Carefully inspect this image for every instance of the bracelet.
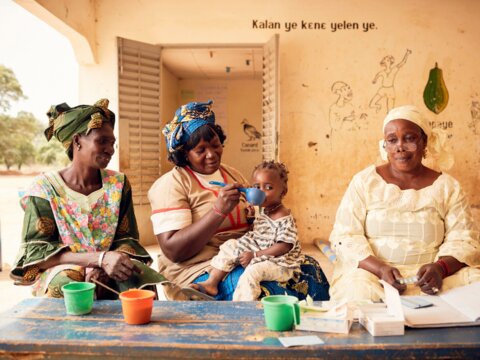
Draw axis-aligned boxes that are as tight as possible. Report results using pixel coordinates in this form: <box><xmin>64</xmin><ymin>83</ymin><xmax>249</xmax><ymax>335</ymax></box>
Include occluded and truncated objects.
<box><xmin>436</xmin><ymin>259</ymin><xmax>450</xmax><ymax>278</ymax></box>
<box><xmin>98</xmin><ymin>251</ymin><xmax>106</xmax><ymax>268</ymax></box>
<box><xmin>212</xmin><ymin>205</ymin><xmax>227</xmax><ymax>218</ymax></box>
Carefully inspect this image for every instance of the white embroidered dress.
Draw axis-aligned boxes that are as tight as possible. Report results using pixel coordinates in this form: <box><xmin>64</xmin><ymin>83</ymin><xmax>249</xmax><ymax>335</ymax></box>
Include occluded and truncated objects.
<box><xmin>329</xmin><ymin>165</ymin><xmax>480</xmax><ymax>302</ymax></box>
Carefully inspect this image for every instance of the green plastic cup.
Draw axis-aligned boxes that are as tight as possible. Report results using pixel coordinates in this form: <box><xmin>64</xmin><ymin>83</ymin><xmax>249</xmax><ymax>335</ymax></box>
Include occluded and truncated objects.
<box><xmin>62</xmin><ymin>282</ymin><xmax>96</xmax><ymax>315</ymax></box>
<box><xmin>261</xmin><ymin>295</ymin><xmax>300</xmax><ymax>331</ymax></box>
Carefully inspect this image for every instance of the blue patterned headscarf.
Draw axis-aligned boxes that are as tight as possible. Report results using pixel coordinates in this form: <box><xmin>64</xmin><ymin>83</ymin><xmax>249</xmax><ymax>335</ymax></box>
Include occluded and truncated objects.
<box><xmin>163</xmin><ymin>100</ymin><xmax>215</xmax><ymax>153</ymax></box>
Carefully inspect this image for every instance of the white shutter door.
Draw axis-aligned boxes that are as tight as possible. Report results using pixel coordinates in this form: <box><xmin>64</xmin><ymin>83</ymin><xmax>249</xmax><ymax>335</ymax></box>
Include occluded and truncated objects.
<box><xmin>117</xmin><ymin>37</ymin><xmax>161</xmax><ymax>206</ymax></box>
<box><xmin>262</xmin><ymin>34</ymin><xmax>280</xmax><ymax>161</ymax></box>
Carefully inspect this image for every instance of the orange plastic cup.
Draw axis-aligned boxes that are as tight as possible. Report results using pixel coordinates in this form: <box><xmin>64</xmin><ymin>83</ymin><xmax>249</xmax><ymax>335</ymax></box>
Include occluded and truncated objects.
<box><xmin>119</xmin><ymin>289</ymin><xmax>155</xmax><ymax>325</ymax></box>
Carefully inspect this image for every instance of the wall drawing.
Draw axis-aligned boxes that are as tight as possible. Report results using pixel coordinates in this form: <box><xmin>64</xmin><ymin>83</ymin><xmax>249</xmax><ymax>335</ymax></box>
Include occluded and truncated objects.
<box><xmin>240</xmin><ymin>118</ymin><xmax>261</xmax><ymax>153</ymax></box>
<box><xmin>329</xmin><ymin>81</ymin><xmax>367</xmax><ymax>134</ymax></box>
<box><xmin>241</xmin><ymin>118</ymin><xmax>262</xmax><ymax>140</ymax></box>
<box><xmin>423</xmin><ymin>63</ymin><xmax>449</xmax><ymax>114</ymax></box>
<box><xmin>329</xmin><ymin>81</ymin><xmax>355</xmax><ymax>130</ymax></box>
<box><xmin>469</xmin><ymin>100</ymin><xmax>480</xmax><ymax>135</ymax></box>
<box><xmin>369</xmin><ymin>49</ymin><xmax>412</xmax><ymax>113</ymax></box>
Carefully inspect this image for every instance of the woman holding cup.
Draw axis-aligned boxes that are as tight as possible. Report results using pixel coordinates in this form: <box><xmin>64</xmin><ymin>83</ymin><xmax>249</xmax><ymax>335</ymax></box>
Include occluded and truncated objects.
<box><xmin>148</xmin><ymin>100</ymin><xmax>330</xmax><ymax>301</ymax></box>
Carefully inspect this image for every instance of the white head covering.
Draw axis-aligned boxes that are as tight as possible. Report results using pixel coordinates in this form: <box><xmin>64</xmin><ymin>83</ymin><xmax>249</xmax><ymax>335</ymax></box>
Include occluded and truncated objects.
<box><xmin>379</xmin><ymin>105</ymin><xmax>454</xmax><ymax>171</ymax></box>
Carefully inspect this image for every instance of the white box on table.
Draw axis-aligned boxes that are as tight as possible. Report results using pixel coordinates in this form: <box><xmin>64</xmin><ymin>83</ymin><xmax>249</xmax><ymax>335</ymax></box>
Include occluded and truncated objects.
<box><xmin>358</xmin><ymin>280</ymin><xmax>405</xmax><ymax>336</ymax></box>
<box><xmin>295</xmin><ymin>302</ymin><xmax>353</xmax><ymax>334</ymax></box>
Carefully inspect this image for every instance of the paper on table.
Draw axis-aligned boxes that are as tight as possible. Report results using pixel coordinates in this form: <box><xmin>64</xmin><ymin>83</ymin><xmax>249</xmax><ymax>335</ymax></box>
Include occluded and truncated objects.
<box><xmin>278</xmin><ymin>335</ymin><xmax>324</xmax><ymax>347</ymax></box>
<box><xmin>402</xmin><ymin>282</ymin><xmax>480</xmax><ymax>328</ymax></box>
<box><xmin>440</xmin><ymin>282</ymin><xmax>480</xmax><ymax>320</ymax></box>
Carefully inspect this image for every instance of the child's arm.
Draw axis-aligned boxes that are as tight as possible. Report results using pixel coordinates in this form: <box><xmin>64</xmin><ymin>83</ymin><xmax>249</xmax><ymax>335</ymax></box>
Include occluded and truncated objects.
<box><xmin>238</xmin><ymin>242</ymin><xmax>293</xmax><ymax>268</ymax></box>
<box><xmin>256</xmin><ymin>242</ymin><xmax>293</xmax><ymax>258</ymax></box>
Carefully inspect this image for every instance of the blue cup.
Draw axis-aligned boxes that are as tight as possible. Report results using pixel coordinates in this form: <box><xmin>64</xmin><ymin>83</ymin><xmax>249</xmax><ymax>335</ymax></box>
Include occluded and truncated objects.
<box><xmin>209</xmin><ymin>181</ymin><xmax>266</xmax><ymax>206</ymax></box>
<box><xmin>241</xmin><ymin>187</ymin><xmax>266</xmax><ymax>205</ymax></box>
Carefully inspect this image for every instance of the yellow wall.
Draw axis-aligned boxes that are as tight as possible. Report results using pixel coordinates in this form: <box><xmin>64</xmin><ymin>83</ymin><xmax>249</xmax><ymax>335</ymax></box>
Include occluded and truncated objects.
<box><xmin>25</xmin><ymin>0</ymin><xmax>480</xmax><ymax>244</ymax></box>
<box><xmin>159</xmin><ymin>74</ymin><xmax>263</xmax><ymax>181</ymax></box>
<box><xmin>160</xmin><ymin>65</ymin><xmax>180</xmax><ymax>175</ymax></box>
<box><xmin>177</xmin><ymin>78</ymin><xmax>263</xmax><ymax>179</ymax></box>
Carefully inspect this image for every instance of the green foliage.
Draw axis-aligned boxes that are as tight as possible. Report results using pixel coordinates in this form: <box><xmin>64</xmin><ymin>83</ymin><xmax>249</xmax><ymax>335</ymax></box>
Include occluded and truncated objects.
<box><xmin>36</xmin><ymin>138</ymin><xmax>70</xmax><ymax>166</ymax></box>
<box><xmin>0</xmin><ymin>63</ymin><xmax>69</xmax><ymax>170</ymax></box>
<box><xmin>0</xmin><ymin>112</ymin><xmax>42</xmax><ymax>170</ymax></box>
<box><xmin>0</xmin><ymin>64</ymin><xmax>25</xmax><ymax>111</ymax></box>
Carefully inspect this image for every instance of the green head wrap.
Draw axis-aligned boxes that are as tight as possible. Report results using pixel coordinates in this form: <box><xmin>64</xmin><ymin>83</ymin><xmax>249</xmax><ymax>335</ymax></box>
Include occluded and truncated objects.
<box><xmin>44</xmin><ymin>98</ymin><xmax>115</xmax><ymax>155</ymax></box>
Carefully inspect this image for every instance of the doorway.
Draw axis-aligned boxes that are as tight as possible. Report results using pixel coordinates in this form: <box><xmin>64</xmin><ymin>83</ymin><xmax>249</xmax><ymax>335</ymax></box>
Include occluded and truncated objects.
<box><xmin>160</xmin><ymin>46</ymin><xmax>263</xmax><ymax>177</ymax></box>
<box><xmin>117</xmin><ymin>36</ymin><xmax>279</xmax><ymax>244</ymax></box>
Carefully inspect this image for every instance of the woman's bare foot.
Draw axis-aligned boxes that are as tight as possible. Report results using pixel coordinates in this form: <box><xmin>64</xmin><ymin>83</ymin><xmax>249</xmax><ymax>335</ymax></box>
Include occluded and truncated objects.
<box><xmin>189</xmin><ymin>281</ymin><xmax>219</xmax><ymax>297</ymax></box>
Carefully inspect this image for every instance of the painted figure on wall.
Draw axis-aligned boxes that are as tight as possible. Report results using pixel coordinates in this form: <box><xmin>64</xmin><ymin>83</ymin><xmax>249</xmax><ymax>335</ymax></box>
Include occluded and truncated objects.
<box><xmin>241</xmin><ymin>119</ymin><xmax>262</xmax><ymax>141</ymax></box>
<box><xmin>469</xmin><ymin>100</ymin><xmax>480</xmax><ymax>135</ymax></box>
<box><xmin>329</xmin><ymin>81</ymin><xmax>367</xmax><ymax>136</ymax></box>
<box><xmin>369</xmin><ymin>49</ymin><xmax>412</xmax><ymax>113</ymax></box>
<box><xmin>423</xmin><ymin>63</ymin><xmax>449</xmax><ymax>114</ymax></box>
<box><xmin>329</xmin><ymin>81</ymin><xmax>356</xmax><ymax>131</ymax></box>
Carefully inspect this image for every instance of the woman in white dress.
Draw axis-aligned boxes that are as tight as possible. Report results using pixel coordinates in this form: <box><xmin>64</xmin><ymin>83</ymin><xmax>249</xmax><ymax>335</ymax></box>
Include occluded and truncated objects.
<box><xmin>329</xmin><ymin>105</ymin><xmax>480</xmax><ymax>302</ymax></box>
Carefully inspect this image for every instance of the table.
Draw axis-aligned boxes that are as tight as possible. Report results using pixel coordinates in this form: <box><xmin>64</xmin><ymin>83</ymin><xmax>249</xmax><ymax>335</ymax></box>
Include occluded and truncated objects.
<box><xmin>0</xmin><ymin>298</ymin><xmax>479</xmax><ymax>359</ymax></box>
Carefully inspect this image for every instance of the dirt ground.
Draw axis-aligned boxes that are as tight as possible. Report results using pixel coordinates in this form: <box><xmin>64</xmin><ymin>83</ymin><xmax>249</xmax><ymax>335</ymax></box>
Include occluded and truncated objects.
<box><xmin>0</xmin><ymin>174</ymin><xmax>38</xmax><ymax>269</ymax></box>
<box><xmin>0</xmin><ymin>174</ymin><xmax>38</xmax><ymax>312</ymax></box>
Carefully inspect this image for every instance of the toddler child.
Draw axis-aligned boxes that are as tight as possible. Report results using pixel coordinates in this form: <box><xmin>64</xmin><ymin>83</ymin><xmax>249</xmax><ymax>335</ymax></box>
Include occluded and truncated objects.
<box><xmin>190</xmin><ymin>160</ymin><xmax>303</xmax><ymax>301</ymax></box>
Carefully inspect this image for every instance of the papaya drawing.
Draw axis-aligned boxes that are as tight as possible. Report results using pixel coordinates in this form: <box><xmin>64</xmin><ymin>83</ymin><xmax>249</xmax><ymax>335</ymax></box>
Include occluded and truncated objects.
<box><xmin>423</xmin><ymin>62</ymin><xmax>449</xmax><ymax>114</ymax></box>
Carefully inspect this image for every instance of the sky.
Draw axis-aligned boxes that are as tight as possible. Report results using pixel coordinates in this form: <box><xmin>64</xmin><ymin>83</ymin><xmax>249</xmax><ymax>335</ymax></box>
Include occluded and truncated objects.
<box><xmin>0</xmin><ymin>0</ymin><xmax>78</xmax><ymax>123</ymax></box>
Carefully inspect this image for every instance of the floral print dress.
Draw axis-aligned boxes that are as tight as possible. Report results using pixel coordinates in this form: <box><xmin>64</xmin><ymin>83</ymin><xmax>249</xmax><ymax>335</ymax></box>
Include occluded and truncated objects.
<box><xmin>10</xmin><ymin>169</ymin><xmax>152</xmax><ymax>296</ymax></box>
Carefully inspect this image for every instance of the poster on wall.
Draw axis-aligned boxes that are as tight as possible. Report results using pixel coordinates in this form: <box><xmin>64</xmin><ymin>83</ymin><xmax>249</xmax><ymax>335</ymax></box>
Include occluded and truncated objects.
<box><xmin>240</xmin><ymin>118</ymin><xmax>261</xmax><ymax>153</ymax></box>
<box><xmin>196</xmin><ymin>83</ymin><xmax>228</xmax><ymax>132</ymax></box>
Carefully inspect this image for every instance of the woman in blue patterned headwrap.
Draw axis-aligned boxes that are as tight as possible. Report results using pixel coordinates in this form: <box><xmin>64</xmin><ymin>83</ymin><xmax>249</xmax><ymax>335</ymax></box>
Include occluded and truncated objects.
<box><xmin>149</xmin><ymin>100</ymin><xmax>330</xmax><ymax>300</ymax></box>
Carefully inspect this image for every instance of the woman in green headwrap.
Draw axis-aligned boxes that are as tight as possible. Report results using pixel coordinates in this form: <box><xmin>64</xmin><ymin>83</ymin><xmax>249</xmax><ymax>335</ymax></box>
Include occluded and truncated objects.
<box><xmin>10</xmin><ymin>99</ymin><xmax>162</xmax><ymax>299</ymax></box>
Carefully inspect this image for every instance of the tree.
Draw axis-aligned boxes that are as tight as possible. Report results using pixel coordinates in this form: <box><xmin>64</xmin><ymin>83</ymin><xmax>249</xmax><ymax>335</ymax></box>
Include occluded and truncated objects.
<box><xmin>0</xmin><ymin>114</ymin><xmax>16</xmax><ymax>169</ymax></box>
<box><xmin>36</xmin><ymin>139</ymin><xmax>70</xmax><ymax>167</ymax></box>
<box><xmin>0</xmin><ymin>64</ymin><xmax>26</xmax><ymax>111</ymax></box>
<box><xmin>15</xmin><ymin>141</ymin><xmax>35</xmax><ymax>170</ymax></box>
<box><xmin>0</xmin><ymin>63</ymin><xmax>68</xmax><ymax>170</ymax></box>
<box><xmin>0</xmin><ymin>112</ymin><xmax>42</xmax><ymax>170</ymax></box>
<box><xmin>14</xmin><ymin>112</ymin><xmax>42</xmax><ymax>170</ymax></box>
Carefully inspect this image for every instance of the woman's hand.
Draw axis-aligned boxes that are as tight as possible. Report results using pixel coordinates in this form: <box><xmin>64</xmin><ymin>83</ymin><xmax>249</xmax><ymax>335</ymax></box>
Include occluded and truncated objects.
<box><xmin>359</xmin><ymin>255</ymin><xmax>406</xmax><ymax>293</ymax></box>
<box><xmin>245</xmin><ymin>205</ymin><xmax>256</xmax><ymax>224</ymax></box>
<box><xmin>416</xmin><ymin>263</ymin><xmax>443</xmax><ymax>295</ymax></box>
<box><xmin>101</xmin><ymin>251</ymin><xmax>139</xmax><ymax>281</ymax></box>
<box><xmin>239</xmin><ymin>251</ymin><xmax>254</xmax><ymax>267</ymax></box>
<box><xmin>85</xmin><ymin>268</ymin><xmax>111</xmax><ymax>299</ymax></box>
<box><xmin>214</xmin><ymin>183</ymin><xmax>243</xmax><ymax>215</ymax></box>
<box><xmin>377</xmin><ymin>264</ymin><xmax>407</xmax><ymax>293</ymax></box>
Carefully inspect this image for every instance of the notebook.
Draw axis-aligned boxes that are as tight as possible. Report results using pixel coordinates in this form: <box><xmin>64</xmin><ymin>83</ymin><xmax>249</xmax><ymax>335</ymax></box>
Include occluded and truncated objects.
<box><xmin>402</xmin><ymin>282</ymin><xmax>480</xmax><ymax>328</ymax></box>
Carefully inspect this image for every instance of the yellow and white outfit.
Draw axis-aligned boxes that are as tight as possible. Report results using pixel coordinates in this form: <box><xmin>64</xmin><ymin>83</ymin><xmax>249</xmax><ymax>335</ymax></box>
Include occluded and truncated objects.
<box><xmin>329</xmin><ymin>165</ymin><xmax>480</xmax><ymax>302</ymax></box>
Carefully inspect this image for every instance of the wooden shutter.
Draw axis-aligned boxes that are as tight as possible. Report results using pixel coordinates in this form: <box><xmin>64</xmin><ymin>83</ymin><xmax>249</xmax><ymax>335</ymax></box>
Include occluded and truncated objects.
<box><xmin>261</xmin><ymin>34</ymin><xmax>280</xmax><ymax>161</ymax></box>
<box><xmin>117</xmin><ymin>37</ymin><xmax>161</xmax><ymax>206</ymax></box>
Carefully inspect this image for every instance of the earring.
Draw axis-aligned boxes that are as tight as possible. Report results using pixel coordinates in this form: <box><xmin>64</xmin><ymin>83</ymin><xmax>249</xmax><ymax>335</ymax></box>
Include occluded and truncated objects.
<box><xmin>77</xmin><ymin>144</ymin><xmax>81</xmax><ymax>150</ymax></box>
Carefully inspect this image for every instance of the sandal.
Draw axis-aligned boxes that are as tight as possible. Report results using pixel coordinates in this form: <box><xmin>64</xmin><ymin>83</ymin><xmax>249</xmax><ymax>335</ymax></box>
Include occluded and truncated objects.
<box><xmin>160</xmin><ymin>281</ymin><xmax>215</xmax><ymax>301</ymax></box>
<box><xmin>181</xmin><ymin>285</ymin><xmax>215</xmax><ymax>301</ymax></box>
<box><xmin>160</xmin><ymin>281</ymin><xmax>189</xmax><ymax>301</ymax></box>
